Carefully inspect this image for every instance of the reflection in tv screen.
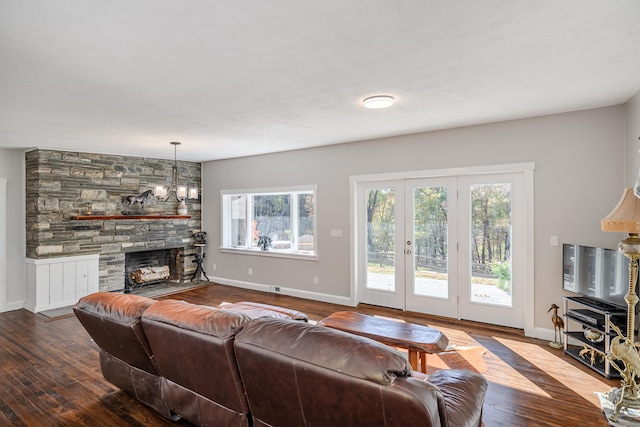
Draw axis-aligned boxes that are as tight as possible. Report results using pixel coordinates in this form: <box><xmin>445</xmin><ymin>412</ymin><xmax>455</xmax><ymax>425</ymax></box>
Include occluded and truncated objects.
<box><xmin>563</xmin><ymin>243</ymin><xmax>631</xmax><ymax>309</ymax></box>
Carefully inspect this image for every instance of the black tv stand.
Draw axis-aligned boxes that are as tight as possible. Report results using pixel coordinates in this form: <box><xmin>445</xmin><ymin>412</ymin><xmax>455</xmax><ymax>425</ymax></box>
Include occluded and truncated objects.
<box><xmin>563</xmin><ymin>296</ymin><xmax>626</xmax><ymax>379</ymax></box>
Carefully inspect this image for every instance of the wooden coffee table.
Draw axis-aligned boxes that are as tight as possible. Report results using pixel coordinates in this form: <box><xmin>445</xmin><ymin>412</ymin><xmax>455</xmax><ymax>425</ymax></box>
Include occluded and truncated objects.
<box><xmin>318</xmin><ymin>311</ymin><xmax>449</xmax><ymax>373</ymax></box>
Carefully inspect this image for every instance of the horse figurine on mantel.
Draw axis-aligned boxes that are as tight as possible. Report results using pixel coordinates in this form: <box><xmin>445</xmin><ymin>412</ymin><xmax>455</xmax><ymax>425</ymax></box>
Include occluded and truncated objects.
<box><xmin>121</xmin><ymin>190</ymin><xmax>153</xmax><ymax>214</ymax></box>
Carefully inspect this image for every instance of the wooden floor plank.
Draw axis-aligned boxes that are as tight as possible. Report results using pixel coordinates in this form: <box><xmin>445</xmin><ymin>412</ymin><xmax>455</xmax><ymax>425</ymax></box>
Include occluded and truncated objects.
<box><xmin>0</xmin><ymin>282</ymin><xmax>619</xmax><ymax>426</ymax></box>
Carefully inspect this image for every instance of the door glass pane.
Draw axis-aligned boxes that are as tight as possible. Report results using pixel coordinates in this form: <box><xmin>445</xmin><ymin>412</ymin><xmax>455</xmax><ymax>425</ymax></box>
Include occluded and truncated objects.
<box><xmin>366</xmin><ymin>189</ymin><xmax>396</xmax><ymax>291</ymax></box>
<box><xmin>470</xmin><ymin>183</ymin><xmax>512</xmax><ymax>306</ymax></box>
<box><xmin>413</xmin><ymin>186</ymin><xmax>449</xmax><ymax>299</ymax></box>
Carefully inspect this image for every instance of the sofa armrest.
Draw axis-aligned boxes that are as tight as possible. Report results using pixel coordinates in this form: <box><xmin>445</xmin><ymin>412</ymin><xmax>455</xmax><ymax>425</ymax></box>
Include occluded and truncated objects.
<box><xmin>426</xmin><ymin>369</ymin><xmax>487</xmax><ymax>427</ymax></box>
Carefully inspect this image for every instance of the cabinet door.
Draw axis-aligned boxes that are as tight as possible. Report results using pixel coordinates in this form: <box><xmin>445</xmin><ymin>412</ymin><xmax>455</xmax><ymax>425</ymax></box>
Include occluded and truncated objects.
<box><xmin>63</xmin><ymin>261</ymin><xmax>77</xmax><ymax>304</ymax></box>
<box><xmin>75</xmin><ymin>260</ymin><xmax>89</xmax><ymax>299</ymax></box>
<box><xmin>49</xmin><ymin>263</ymin><xmax>65</xmax><ymax>306</ymax></box>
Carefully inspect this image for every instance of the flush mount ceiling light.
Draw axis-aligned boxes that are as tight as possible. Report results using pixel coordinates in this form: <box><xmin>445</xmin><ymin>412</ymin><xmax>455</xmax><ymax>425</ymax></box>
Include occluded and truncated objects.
<box><xmin>363</xmin><ymin>95</ymin><xmax>395</xmax><ymax>109</ymax></box>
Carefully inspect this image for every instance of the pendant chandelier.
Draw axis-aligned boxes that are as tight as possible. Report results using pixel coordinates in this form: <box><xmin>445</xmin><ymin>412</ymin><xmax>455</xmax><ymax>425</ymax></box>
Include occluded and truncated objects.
<box><xmin>154</xmin><ymin>141</ymin><xmax>199</xmax><ymax>202</ymax></box>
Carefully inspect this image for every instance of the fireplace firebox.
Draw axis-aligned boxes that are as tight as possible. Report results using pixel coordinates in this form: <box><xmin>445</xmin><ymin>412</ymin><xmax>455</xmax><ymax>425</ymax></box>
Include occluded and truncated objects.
<box><xmin>124</xmin><ymin>247</ymin><xmax>185</xmax><ymax>293</ymax></box>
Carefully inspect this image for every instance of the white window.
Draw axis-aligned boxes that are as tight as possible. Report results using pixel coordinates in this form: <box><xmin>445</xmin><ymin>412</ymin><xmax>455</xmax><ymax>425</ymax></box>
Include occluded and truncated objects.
<box><xmin>222</xmin><ymin>187</ymin><xmax>316</xmax><ymax>256</ymax></box>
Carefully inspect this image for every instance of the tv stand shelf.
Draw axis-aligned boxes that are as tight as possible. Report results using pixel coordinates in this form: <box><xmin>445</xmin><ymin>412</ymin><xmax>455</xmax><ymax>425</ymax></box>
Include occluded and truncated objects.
<box><xmin>562</xmin><ymin>296</ymin><xmax>625</xmax><ymax>379</ymax></box>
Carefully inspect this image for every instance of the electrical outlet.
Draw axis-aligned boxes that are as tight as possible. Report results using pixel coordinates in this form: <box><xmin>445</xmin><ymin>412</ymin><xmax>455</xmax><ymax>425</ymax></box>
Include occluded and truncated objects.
<box><xmin>248</xmin><ymin>268</ymin><xmax>252</xmax><ymax>275</ymax></box>
<box><xmin>274</xmin><ymin>286</ymin><xmax>280</xmax><ymax>293</ymax></box>
<box><xmin>313</xmin><ymin>276</ymin><xmax>318</xmax><ymax>285</ymax></box>
<box><xmin>212</xmin><ymin>263</ymin><xmax>217</xmax><ymax>271</ymax></box>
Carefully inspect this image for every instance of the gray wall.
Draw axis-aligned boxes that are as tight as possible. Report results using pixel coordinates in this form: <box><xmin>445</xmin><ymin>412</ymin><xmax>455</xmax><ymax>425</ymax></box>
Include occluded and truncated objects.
<box><xmin>0</xmin><ymin>148</ymin><xmax>26</xmax><ymax>310</ymax></box>
<box><xmin>625</xmin><ymin>91</ymin><xmax>640</xmax><ymax>187</ymax></box>
<box><xmin>202</xmin><ymin>105</ymin><xmax>626</xmax><ymax>336</ymax></box>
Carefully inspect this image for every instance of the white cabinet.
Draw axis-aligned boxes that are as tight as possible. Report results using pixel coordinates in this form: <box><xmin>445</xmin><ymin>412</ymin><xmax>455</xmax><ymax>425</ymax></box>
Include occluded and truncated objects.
<box><xmin>24</xmin><ymin>254</ymin><xmax>99</xmax><ymax>313</ymax></box>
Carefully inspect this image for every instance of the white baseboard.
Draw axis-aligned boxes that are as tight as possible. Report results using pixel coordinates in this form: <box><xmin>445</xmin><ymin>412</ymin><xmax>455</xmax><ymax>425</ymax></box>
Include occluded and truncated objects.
<box><xmin>23</xmin><ymin>300</ymin><xmax>75</xmax><ymax>314</ymax></box>
<box><xmin>0</xmin><ymin>300</ymin><xmax>25</xmax><ymax>313</ymax></box>
<box><xmin>210</xmin><ymin>276</ymin><xmax>355</xmax><ymax>307</ymax></box>
<box><xmin>531</xmin><ymin>326</ymin><xmax>562</xmax><ymax>344</ymax></box>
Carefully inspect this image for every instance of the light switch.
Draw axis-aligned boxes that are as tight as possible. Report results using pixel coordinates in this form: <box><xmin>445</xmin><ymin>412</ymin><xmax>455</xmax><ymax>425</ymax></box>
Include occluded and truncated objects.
<box><xmin>550</xmin><ymin>236</ymin><xmax>559</xmax><ymax>247</ymax></box>
<box><xmin>330</xmin><ymin>229</ymin><xmax>342</xmax><ymax>238</ymax></box>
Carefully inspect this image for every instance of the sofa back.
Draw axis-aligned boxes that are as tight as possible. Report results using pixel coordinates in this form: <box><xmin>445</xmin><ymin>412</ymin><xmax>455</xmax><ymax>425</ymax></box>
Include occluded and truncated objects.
<box><xmin>74</xmin><ymin>292</ymin><xmax>175</xmax><ymax>419</ymax></box>
<box><xmin>74</xmin><ymin>292</ymin><xmax>159</xmax><ymax>374</ymax></box>
<box><xmin>141</xmin><ymin>299</ymin><xmax>252</xmax><ymax>427</ymax></box>
<box><xmin>234</xmin><ymin>317</ymin><xmax>450</xmax><ymax>427</ymax></box>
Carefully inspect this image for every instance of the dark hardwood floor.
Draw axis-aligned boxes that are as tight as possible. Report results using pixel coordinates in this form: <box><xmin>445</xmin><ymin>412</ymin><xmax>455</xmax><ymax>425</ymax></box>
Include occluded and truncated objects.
<box><xmin>0</xmin><ymin>282</ymin><xmax>616</xmax><ymax>426</ymax></box>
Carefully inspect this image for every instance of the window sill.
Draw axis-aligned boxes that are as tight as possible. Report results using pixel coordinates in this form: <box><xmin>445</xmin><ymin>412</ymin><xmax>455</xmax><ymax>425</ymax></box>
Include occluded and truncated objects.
<box><xmin>220</xmin><ymin>247</ymin><xmax>318</xmax><ymax>261</ymax></box>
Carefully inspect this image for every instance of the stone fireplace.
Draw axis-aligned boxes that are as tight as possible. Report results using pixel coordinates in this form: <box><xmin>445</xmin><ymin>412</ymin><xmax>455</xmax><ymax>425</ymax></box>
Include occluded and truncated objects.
<box><xmin>24</xmin><ymin>149</ymin><xmax>202</xmax><ymax>293</ymax></box>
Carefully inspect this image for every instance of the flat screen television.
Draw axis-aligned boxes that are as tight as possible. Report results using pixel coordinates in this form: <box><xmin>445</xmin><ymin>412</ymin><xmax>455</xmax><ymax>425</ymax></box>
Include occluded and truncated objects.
<box><xmin>562</xmin><ymin>243</ymin><xmax>633</xmax><ymax>310</ymax></box>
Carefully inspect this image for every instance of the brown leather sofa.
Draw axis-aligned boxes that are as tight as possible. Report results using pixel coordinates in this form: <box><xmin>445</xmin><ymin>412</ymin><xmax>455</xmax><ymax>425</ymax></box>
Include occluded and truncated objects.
<box><xmin>75</xmin><ymin>293</ymin><xmax>487</xmax><ymax>426</ymax></box>
<box><xmin>234</xmin><ymin>317</ymin><xmax>487</xmax><ymax>427</ymax></box>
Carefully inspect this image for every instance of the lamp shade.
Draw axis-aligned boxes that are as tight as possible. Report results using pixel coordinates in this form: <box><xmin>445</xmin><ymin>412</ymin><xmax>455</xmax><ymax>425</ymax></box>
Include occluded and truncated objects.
<box><xmin>601</xmin><ymin>188</ymin><xmax>640</xmax><ymax>233</ymax></box>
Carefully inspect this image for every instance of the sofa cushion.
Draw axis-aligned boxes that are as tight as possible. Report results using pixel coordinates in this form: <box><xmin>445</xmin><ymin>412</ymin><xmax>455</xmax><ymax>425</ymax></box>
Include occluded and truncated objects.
<box><xmin>235</xmin><ymin>316</ymin><xmax>411</xmax><ymax>385</ymax></box>
<box><xmin>142</xmin><ymin>299</ymin><xmax>250</xmax><ymax>339</ymax></box>
<box><xmin>218</xmin><ymin>301</ymin><xmax>309</xmax><ymax>322</ymax></box>
<box><xmin>75</xmin><ymin>291</ymin><xmax>156</xmax><ymax>324</ymax></box>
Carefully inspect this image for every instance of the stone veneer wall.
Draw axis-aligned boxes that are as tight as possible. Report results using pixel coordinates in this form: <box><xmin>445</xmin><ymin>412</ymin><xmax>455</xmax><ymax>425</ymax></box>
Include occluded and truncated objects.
<box><xmin>25</xmin><ymin>149</ymin><xmax>202</xmax><ymax>291</ymax></box>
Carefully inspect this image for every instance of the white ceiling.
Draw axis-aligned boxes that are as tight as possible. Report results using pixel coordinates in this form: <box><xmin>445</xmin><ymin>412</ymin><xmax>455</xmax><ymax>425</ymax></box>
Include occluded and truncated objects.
<box><xmin>2</xmin><ymin>1</ymin><xmax>640</xmax><ymax>162</ymax></box>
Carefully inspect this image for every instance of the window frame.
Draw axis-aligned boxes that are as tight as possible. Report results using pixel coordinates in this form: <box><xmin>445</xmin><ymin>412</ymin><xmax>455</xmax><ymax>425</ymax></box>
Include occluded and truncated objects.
<box><xmin>221</xmin><ymin>185</ymin><xmax>318</xmax><ymax>260</ymax></box>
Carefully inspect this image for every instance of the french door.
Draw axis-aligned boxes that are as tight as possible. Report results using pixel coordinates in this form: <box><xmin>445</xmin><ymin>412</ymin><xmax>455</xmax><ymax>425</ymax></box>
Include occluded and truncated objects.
<box><xmin>356</xmin><ymin>172</ymin><xmax>525</xmax><ymax>329</ymax></box>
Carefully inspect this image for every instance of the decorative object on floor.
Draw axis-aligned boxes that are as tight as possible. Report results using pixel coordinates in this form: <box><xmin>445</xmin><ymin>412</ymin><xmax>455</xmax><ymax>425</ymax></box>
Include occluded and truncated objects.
<box><xmin>155</xmin><ymin>141</ymin><xmax>199</xmax><ymax>202</ymax></box>
<box><xmin>191</xmin><ymin>252</ymin><xmax>209</xmax><ymax>282</ymax></box>
<box><xmin>601</xmin><ymin>187</ymin><xmax>640</xmax><ymax>422</ymax></box>
<box><xmin>121</xmin><ymin>189</ymin><xmax>153</xmax><ymax>214</ymax></box>
<box><xmin>548</xmin><ymin>303</ymin><xmax>564</xmax><ymax>348</ymax></box>
<box><xmin>192</xmin><ymin>231</ymin><xmax>208</xmax><ymax>282</ymax></box>
<box><xmin>605</xmin><ymin>323</ymin><xmax>640</xmax><ymax>421</ymax></box>
<box><xmin>597</xmin><ymin>392</ymin><xmax>640</xmax><ymax>426</ymax></box>
<box><xmin>257</xmin><ymin>235</ymin><xmax>271</xmax><ymax>250</ymax></box>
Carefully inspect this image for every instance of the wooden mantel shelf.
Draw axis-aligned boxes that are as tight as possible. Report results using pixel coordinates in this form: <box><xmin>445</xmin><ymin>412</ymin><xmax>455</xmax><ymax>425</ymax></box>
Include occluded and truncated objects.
<box><xmin>70</xmin><ymin>215</ymin><xmax>191</xmax><ymax>220</ymax></box>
